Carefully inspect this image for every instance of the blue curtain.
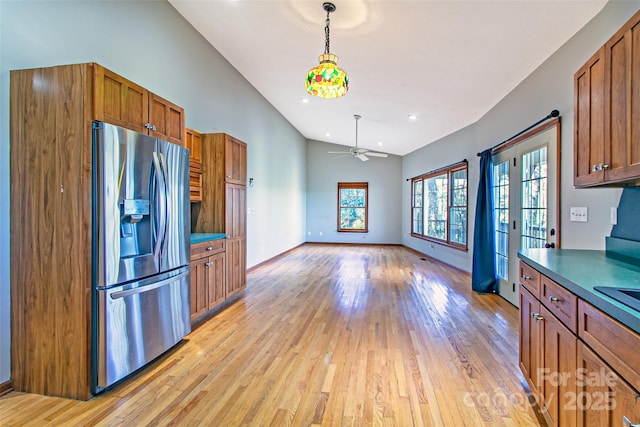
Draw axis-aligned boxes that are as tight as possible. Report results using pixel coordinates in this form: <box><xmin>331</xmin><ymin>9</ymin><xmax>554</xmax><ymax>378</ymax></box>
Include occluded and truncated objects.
<box><xmin>472</xmin><ymin>149</ymin><xmax>498</xmax><ymax>293</ymax></box>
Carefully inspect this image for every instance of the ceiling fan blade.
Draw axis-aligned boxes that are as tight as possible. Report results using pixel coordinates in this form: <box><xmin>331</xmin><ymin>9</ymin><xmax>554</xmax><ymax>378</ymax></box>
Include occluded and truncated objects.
<box><xmin>331</xmin><ymin>153</ymin><xmax>351</xmax><ymax>160</ymax></box>
<box><xmin>366</xmin><ymin>152</ymin><xmax>388</xmax><ymax>158</ymax></box>
<box><xmin>356</xmin><ymin>153</ymin><xmax>369</xmax><ymax>161</ymax></box>
<box><xmin>328</xmin><ymin>151</ymin><xmax>351</xmax><ymax>154</ymax></box>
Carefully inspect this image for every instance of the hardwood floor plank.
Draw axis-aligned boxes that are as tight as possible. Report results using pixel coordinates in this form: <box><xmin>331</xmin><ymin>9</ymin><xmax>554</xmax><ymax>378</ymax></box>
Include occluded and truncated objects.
<box><xmin>1</xmin><ymin>244</ymin><xmax>544</xmax><ymax>426</ymax></box>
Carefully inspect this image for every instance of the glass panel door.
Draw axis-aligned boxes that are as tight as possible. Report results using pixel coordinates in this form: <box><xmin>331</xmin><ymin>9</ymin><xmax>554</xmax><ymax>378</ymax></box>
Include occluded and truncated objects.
<box><xmin>492</xmin><ymin>124</ymin><xmax>558</xmax><ymax>307</ymax></box>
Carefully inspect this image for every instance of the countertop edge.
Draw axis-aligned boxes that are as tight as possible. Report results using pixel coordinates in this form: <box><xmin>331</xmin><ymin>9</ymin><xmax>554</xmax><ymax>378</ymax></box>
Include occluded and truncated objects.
<box><xmin>190</xmin><ymin>233</ymin><xmax>226</xmax><ymax>245</ymax></box>
<box><xmin>518</xmin><ymin>252</ymin><xmax>640</xmax><ymax>335</ymax></box>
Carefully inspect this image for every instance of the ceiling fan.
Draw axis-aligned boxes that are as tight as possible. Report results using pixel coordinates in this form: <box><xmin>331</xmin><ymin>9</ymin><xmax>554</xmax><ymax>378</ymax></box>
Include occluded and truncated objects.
<box><xmin>329</xmin><ymin>114</ymin><xmax>388</xmax><ymax>162</ymax></box>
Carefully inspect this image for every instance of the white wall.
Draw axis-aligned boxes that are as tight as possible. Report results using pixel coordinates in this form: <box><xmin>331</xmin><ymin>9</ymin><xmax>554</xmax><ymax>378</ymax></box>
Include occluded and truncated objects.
<box><xmin>402</xmin><ymin>1</ymin><xmax>638</xmax><ymax>271</ymax></box>
<box><xmin>306</xmin><ymin>140</ymin><xmax>402</xmax><ymax>244</ymax></box>
<box><xmin>0</xmin><ymin>0</ymin><xmax>307</xmax><ymax>385</ymax></box>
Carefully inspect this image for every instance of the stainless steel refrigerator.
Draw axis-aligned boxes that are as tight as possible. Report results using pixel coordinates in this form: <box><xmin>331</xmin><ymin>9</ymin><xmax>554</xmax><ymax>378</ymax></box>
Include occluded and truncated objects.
<box><xmin>92</xmin><ymin>122</ymin><xmax>191</xmax><ymax>393</ymax></box>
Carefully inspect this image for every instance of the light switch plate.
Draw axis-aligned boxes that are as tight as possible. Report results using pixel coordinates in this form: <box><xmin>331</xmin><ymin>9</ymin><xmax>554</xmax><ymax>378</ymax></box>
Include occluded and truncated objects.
<box><xmin>570</xmin><ymin>207</ymin><xmax>588</xmax><ymax>222</ymax></box>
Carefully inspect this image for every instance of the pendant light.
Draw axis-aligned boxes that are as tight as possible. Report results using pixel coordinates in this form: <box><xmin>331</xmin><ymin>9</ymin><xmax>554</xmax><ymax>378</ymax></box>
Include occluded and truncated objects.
<box><xmin>305</xmin><ymin>2</ymin><xmax>349</xmax><ymax>99</ymax></box>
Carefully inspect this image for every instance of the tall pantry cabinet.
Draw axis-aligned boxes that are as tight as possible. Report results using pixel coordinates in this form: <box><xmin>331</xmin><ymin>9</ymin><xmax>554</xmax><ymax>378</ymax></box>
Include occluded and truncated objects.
<box><xmin>194</xmin><ymin>133</ymin><xmax>247</xmax><ymax>299</ymax></box>
<box><xmin>9</xmin><ymin>63</ymin><xmax>185</xmax><ymax>400</ymax></box>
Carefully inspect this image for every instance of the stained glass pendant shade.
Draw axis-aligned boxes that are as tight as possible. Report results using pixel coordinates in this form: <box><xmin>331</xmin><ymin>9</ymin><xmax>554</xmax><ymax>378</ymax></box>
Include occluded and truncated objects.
<box><xmin>305</xmin><ymin>2</ymin><xmax>349</xmax><ymax>99</ymax></box>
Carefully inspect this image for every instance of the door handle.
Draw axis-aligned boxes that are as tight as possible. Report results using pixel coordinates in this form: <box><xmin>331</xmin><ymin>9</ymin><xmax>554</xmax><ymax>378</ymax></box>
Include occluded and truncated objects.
<box><xmin>111</xmin><ymin>271</ymin><xmax>189</xmax><ymax>299</ymax></box>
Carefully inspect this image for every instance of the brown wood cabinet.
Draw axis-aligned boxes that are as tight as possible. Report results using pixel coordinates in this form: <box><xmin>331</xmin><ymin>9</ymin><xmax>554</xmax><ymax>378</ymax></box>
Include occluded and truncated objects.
<box><xmin>519</xmin><ymin>285</ymin><xmax>542</xmax><ymax>400</ymax></box>
<box><xmin>577</xmin><ymin>342</ymin><xmax>640</xmax><ymax>427</ymax></box>
<box><xmin>540</xmin><ymin>305</ymin><xmax>577</xmax><ymax>427</ymax></box>
<box><xmin>10</xmin><ymin>63</ymin><xmax>186</xmax><ymax>400</ymax></box>
<box><xmin>519</xmin><ymin>260</ymin><xmax>640</xmax><ymax>427</ymax></box>
<box><xmin>94</xmin><ymin>64</ymin><xmax>185</xmax><ymax>146</ymax></box>
<box><xmin>574</xmin><ymin>10</ymin><xmax>640</xmax><ymax>187</ymax></box>
<box><xmin>186</xmin><ymin>127</ymin><xmax>203</xmax><ymax>164</ymax></box>
<box><xmin>190</xmin><ymin>240</ymin><xmax>226</xmax><ymax>323</ymax></box>
<box><xmin>194</xmin><ymin>133</ymin><xmax>247</xmax><ymax>307</ymax></box>
<box><xmin>223</xmin><ymin>134</ymin><xmax>247</xmax><ymax>186</ymax></box>
<box><xmin>186</xmin><ymin>128</ymin><xmax>203</xmax><ymax>202</ymax></box>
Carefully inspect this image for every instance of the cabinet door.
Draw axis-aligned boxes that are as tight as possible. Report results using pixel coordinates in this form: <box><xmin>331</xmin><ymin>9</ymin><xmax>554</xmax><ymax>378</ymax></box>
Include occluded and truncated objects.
<box><xmin>519</xmin><ymin>285</ymin><xmax>543</xmax><ymax>404</ymax></box>
<box><xmin>93</xmin><ymin>64</ymin><xmax>148</xmax><ymax>134</ymax></box>
<box><xmin>226</xmin><ymin>237</ymin><xmax>246</xmax><ymax>297</ymax></box>
<box><xmin>541</xmin><ymin>306</ymin><xmax>577</xmax><ymax>427</ymax></box>
<box><xmin>149</xmin><ymin>93</ymin><xmax>185</xmax><ymax>146</ymax></box>
<box><xmin>574</xmin><ymin>48</ymin><xmax>605</xmax><ymax>187</ymax></box>
<box><xmin>207</xmin><ymin>252</ymin><xmax>226</xmax><ymax>309</ymax></box>
<box><xmin>190</xmin><ymin>256</ymin><xmax>209</xmax><ymax>321</ymax></box>
<box><xmin>604</xmin><ymin>12</ymin><xmax>640</xmax><ymax>183</ymax></box>
<box><xmin>186</xmin><ymin>128</ymin><xmax>203</xmax><ymax>163</ymax></box>
<box><xmin>225</xmin><ymin>184</ymin><xmax>246</xmax><ymax>239</ymax></box>
<box><xmin>225</xmin><ymin>135</ymin><xmax>247</xmax><ymax>185</ymax></box>
<box><xmin>577</xmin><ymin>342</ymin><xmax>640</xmax><ymax>427</ymax></box>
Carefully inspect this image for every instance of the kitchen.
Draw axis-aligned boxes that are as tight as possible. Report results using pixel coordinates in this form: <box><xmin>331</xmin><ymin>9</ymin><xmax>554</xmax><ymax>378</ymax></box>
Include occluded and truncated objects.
<box><xmin>1</xmin><ymin>0</ymin><xmax>639</xmax><ymax>425</ymax></box>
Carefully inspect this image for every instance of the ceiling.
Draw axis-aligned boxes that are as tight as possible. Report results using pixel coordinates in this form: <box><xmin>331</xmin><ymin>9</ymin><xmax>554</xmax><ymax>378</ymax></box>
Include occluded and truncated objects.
<box><xmin>169</xmin><ymin>0</ymin><xmax>607</xmax><ymax>156</ymax></box>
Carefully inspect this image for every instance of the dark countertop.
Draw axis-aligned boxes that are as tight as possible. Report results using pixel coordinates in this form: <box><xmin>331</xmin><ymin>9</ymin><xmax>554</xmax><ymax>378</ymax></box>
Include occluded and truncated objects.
<box><xmin>190</xmin><ymin>233</ymin><xmax>226</xmax><ymax>244</ymax></box>
<box><xmin>518</xmin><ymin>248</ymin><xmax>640</xmax><ymax>334</ymax></box>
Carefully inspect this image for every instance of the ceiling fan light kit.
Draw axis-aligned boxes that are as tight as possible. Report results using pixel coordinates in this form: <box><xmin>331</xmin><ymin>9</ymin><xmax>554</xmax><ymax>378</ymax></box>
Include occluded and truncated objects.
<box><xmin>328</xmin><ymin>115</ymin><xmax>389</xmax><ymax>161</ymax></box>
<box><xmin>305</xmin><ymin>2</ymin><xmax>349</xmax><ymax>99</ymax></box>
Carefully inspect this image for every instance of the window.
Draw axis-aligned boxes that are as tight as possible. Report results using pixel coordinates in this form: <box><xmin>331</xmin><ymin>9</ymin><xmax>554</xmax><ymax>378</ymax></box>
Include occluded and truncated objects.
<box><xmin>338</xmin><ymin>182</ymin><xmax>368</xmax><ymax>232</ymax></box>
<box><xmin>410</xmin><ymin>161</ymin><xmax>468</xmax><ymax>250</ymax></box>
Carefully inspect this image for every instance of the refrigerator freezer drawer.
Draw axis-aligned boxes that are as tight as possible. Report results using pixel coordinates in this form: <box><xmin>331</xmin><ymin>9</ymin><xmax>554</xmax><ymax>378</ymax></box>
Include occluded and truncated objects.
<box><xmin>95</xmin><ymin>267</ymin><xmax>191</xmax><ymax>391</ymax></box>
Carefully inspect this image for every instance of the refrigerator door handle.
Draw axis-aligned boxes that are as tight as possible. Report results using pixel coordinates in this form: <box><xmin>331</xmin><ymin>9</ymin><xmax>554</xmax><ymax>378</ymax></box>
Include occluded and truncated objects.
<box><xmin>110</xmin><ymin>270</ymin><xmax>189</xmax><ymax>299</ymax></box>
<box><xmin>158</xmin><ymin>152</ymin><xmax>170</xmax><ymax>251</ymax></box>
<box><xmin>151</xmin><ymin>152</ymin><xmax>167</xmax><ymax>258</ymax></box>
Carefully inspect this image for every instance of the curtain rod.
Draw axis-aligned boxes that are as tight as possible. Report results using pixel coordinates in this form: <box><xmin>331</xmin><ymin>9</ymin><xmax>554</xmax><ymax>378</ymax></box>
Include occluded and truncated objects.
<box><xmin>405</xmin><ymin>159</ymin><xmax>467</xmax><ymax>182</ymax></box>
<box><xmin>476</xmin><ymin>109</ymin><xmax>559</xmax><ymax>157</ymax></box>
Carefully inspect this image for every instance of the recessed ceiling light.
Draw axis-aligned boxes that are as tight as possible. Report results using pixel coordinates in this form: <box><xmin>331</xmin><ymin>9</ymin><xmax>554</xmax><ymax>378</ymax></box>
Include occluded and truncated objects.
<box><xmin>408</xmin><ymin>114</ymin><xmax>418</xmax><ymax>121</ymax></box>
<box><xmin>325</xmin><ymin>132</ymin><xmax>331</xmax><ymax>137</ymax></box>
<box><xmin>301</xmin><ymin>98</ymin><xmax>309</xmax><ymax>104</ymax></box>
<box><xmin>378</xmin><ymin>142</ymin><xmax>384</xmax><ymax>146</ymax></box>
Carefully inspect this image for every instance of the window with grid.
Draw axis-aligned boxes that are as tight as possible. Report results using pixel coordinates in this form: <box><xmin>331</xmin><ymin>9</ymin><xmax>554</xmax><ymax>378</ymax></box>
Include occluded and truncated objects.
<box><xmin>337</xmin><ymin>182</ymin><xmax>368</xmax><ymax>232</ymax></box>
<box><xmin>410</xmin><ymin>161</ymin><xmax>468</xmax><ymax>250</ymax></box>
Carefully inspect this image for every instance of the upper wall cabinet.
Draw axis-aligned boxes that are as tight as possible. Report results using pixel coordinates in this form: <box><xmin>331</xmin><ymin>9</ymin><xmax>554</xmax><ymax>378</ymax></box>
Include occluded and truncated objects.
<box><xmin>94</xmin><ymin>64</ymin><xmax>185</xmax><ymax>146</ymax></box>
<box><xmin>223</xmin><ymin>134</ymin><xmax>247</xmax><ymax>185</ymax></box>
<box><xmin>574</xmin><ymin>9</ymin><xmax>640</xmax><ymax>187</ymax></box>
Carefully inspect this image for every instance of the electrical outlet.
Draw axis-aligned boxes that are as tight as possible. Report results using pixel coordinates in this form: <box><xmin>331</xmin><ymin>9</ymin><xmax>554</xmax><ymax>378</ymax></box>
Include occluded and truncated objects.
<box><xmin>610</xmin><ymin>207</ymin><xmax>618</xmax><ymax>225</ymax></box>
<box><xmin>570</xmin><ymin>207</ymin><xmax>588</xmax><ymax>222</ymax></box>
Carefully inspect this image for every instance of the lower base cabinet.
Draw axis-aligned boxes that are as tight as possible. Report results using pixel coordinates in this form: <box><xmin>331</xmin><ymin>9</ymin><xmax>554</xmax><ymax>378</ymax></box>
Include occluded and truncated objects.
<box><xmin>577</xmin><ymin>342</ymin><xmax>640</xmax><ymax>426</ymax></box>
<box><xmin>519</xmin><ymin>260</ymin><xmax>640</xmax><ymax>427</ymax></box>
<box><xmin>190</xmin><ymin>240</ymin><xmax>226</xmax><ymax>323</ymax></box>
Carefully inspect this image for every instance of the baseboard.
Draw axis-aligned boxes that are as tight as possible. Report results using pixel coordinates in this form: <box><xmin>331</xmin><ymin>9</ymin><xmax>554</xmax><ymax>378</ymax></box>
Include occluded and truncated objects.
<box><xmin>401</xmin><ymin>245</ymin><xmax>471</xmax><ymax>275</ymax></box>
<box><xmin>247</xmin><ymin>243</ymin><xmax>306</xmax><ymax>273</ymax></box>
<box><xmin>246</xmin><ymin>242</ymin><xmax>469</xmax><ymax>278</ymax></box>
<box><xmin>0</xmin><ymin>380</ymin><xmax>12</xmax><ymax>396</ymax></box>
<box><xmin>304</xmin><ymin>242</ymin><xmax>403</xmax><ymax>248</ymax></box>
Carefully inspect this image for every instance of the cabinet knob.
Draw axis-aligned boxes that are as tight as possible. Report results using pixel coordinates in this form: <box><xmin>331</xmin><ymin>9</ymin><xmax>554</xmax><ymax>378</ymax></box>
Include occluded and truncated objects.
<box><xmin>226</xmin><ymin>174</ymin><xmax>231</xmax><ymax>178</ymax></box>
<box><xmin>523</xmin><ymin>275</ymin><xmax>532</xmax><ymax>280</ymax></box>
<box><xmin>207</xmin><ymin>246</ymin><xmax>213</xmax><ymax>251</ymax></box>
<box><xmin>205</xmin><ymin>261</ymin><xmax>213</xmax><ymax>266</ymax></box>
<box><xmin>603</xmin><ymin>164</ymin><xmax>609</xmax><ymax>170</ymax></box>
<box><xmin>548</xmin><ymin>296</ymin><xmax>560</xmax><ymax>303</ymax></box>
<box><xmin>531</xmin><ymin>313</ymin><xmax>544</xmax><ymax>321</ymax></box>
<box><xmin>623</xmin><ymin>416</ymin><xmax>639</xmax><ymax>427</ymax></box>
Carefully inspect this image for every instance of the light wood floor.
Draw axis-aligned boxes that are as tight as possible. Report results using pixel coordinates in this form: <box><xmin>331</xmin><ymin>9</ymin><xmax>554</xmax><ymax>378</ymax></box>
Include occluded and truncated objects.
<box><xmin>1</xmin><ymin>244</ymin><xmax>545</xmax><ymax>426</ymax></box>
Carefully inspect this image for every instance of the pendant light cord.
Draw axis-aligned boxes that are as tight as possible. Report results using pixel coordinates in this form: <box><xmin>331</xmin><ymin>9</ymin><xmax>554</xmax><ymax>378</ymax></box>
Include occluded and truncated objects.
<box><xmin>324</xmin><ymin>12</ymin><xmax>331</xmax><ymax>54</ymax></box>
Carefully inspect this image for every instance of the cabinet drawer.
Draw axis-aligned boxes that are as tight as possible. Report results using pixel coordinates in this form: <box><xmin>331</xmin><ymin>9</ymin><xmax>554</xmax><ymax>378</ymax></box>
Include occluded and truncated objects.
<box><xmin>191</xmin><ymin>239</ymin><xmax>225</xmax><ymax>259</ymax></box>
<box><xmin>190</xmin><ymin>170</ymin><xmax>202</xmax><ymax>188</ymax></box>
<box><xmin>520</xmin><ymin>261</ymin><xmax>541</xmax><ymax>297</ymax></box>
<box><xmin>541</xmin><ymin>274</ymin><xmax>578</xmax><ymax>333</ymax></box>
<box><xmin>578</xmin><ymin>300</ymin><xmax>640</xmax><ymax>393</ymax></box>
<box><xmin>190</xmin><ymin>161</ymin><xmax>202</xmax><ymax>174</ymax></box>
